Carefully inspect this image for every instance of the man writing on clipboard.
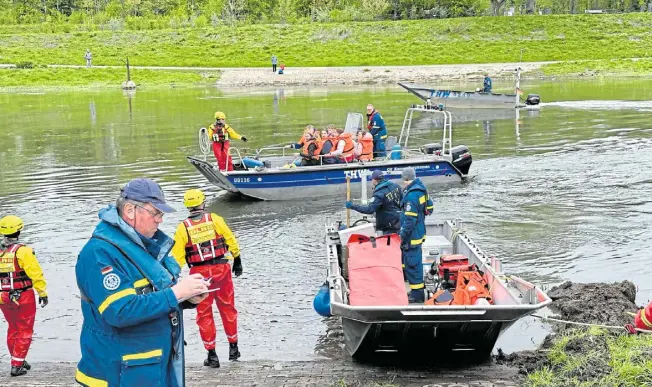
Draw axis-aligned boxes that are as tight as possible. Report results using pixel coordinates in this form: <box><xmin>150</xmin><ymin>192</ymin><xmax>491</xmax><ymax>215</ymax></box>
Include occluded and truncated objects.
<box><xmin>171</xmin><ymin>189</ymin><xmax>243</xmax><ymax>369</ymax></box>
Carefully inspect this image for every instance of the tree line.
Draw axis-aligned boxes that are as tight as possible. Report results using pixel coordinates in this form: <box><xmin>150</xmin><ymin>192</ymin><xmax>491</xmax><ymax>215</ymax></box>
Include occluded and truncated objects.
<box><xmin>1</xmin><ymin>0</ymin><xmax>651</xmax><ymax>26</ymax></box>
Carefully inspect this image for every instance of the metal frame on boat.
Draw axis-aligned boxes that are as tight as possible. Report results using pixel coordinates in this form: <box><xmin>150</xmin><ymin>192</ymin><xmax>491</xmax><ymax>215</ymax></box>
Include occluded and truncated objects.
<box><xmin>187</xmin><ymin>106</ymin><xmax>473</xmax><ymax>201</ymax></box>
<box><xmin>324</xmin><ymin>218</ymin><xmax>551</xmax><ymax>359</ymax></box>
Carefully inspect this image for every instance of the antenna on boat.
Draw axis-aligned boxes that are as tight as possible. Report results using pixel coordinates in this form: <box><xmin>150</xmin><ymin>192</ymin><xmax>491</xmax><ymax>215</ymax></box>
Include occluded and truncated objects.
<box><xmin>514</xmin><ymin>68</ymin><xmax>522</xmax><ymax>108</ymax></box>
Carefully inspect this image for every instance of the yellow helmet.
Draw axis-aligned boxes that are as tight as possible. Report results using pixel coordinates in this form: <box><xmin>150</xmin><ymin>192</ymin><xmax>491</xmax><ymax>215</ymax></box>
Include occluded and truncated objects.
<box><xmin>183</xmin><ymin>189</ymin><xmax>206</xmax><ymax>208</ymax></box>
<box><xmin>0</xmin><ymin>215</ymin><xmax>24</xmax><ymax>236</ymax></box>
<box><xmin>214</xmin><ymin>111</ymin><xmax>226</xmax><ymax>120</ymax></box>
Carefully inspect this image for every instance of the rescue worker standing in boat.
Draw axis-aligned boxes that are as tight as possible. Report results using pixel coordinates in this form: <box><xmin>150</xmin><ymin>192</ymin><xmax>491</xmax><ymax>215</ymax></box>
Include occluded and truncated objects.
<box><xmin>0</xmin><ymin>215</ymin><xmax>48</xmax><ymax>377</ymax></box>
<box><xmin>345</xmin><ymin>170</ymin><xmax>402</xmax><ymax>234</ymax></box>
<box><xmin>172</xmin><ymin>189</ymin><xmax>243</xmax><ymax>368</ymax></box>
<box><xmin>398</xmin><ymin>168</ymin><xmax>434</xmax><ymax>303</ymax></box>
<box><xmin>208</xmin><ymin>111</ymin><xmax>248</xmax><ymax>172</ymax></box>
<box><xmin>366</xmin><ymin>104</ymin><xmax>387</xmax><ymax>158</ymax></box>
<box><xmin>75</xmin><ymin>178</ymin><xmax>208</xmax><ymax>387</ymax></box>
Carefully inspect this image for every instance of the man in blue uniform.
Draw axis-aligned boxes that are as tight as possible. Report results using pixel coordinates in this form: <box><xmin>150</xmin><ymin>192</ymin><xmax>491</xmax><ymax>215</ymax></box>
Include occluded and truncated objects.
<box><xmin>398</xmin><ymin>168</ymin><xmax>434</xmax><ymax>303</ymax></box>
<box><xmin>75</xmin><ymin>178</ymin><xmax>209</xmax><ymax>387</ymax></box>
<box><xmin>483</xmin><ymin>73</ymin><xmax>492</xmax><ymax>93</ymax></box>
<box><xmin>345</xmin><ymin>170</ymin><xmax>402</xmax><ymax>234</ymax></box>
<box><xmin>366</xmin><ymin>104</ymin><xmax>387</xmax><ymax>158</ymax></box>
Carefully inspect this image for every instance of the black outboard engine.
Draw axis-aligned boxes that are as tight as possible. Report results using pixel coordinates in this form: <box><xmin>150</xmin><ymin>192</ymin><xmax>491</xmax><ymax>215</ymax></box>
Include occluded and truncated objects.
<box><xmin>525</xmin><ymin>94</ymin><xmax>541</xmax><ymax>106</ymax></box>
<box><xmin>450</xmin><ymin>145</ymin><xmax>472</xmax><ymax>175</ymax></box>
<box><xmin>422</xmin><ymin>143</ymin><xmax>443</xmax><ymax>156</ymax></box>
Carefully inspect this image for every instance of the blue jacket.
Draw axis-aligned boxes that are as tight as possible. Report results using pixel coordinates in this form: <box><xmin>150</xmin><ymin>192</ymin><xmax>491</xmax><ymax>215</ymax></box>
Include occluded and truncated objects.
<box><xmin>75</xmin><ymin>206</ymin><xmax>189</xmax><ymax>387</ymax></box>
<box><xmin>367</xmin><ymin>111</ymin><xmax>387</xmax><ymax>157</ymax></box>
<box><xmin>483</xmin><ymin>77</ymin><xmax>492</xmax><ymax>93</ymax></box>
<box><xmin>350</xmin><ymin>180</ymin><xmax>402</xmax><ymax>232</ymax></box>
<box><xmin>399</xmin><ymin>179</ymin><xmax>434</xmax><ymax>250</ymax></box>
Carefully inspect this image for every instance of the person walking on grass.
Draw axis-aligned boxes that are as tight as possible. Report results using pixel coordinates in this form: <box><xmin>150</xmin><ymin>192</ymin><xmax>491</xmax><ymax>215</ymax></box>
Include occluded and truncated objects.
<box><xmin>84</xmin><ymin>50</ymin><xmax>92</xmax><ymax>68</ymax></box>
<box><xmin>271</xmin><ymin>54</ymin><xmax>278</xmax><ymax>73</ymax></box>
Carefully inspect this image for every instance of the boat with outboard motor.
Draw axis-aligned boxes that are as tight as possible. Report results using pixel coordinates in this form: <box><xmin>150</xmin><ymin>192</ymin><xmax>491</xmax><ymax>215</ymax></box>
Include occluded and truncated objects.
<box><xmin>315</xmin><ymin>217</ymin><xmax>551</xmax><ymax>359</ymax></box>
<box><xmin>187</xmin><ymin>106</ymin><xmax>473</xmax><ymax>201</ymax></box>
<box><xmin>399</xmin><ymin>69</ymin><xmax>541</xmax><ymax>109</ymax></box>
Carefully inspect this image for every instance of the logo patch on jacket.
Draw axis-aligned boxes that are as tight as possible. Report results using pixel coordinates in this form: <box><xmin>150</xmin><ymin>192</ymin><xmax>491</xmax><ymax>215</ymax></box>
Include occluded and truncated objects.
<box><xmin>405</xmin><ymin>203</ymin><xmax>412</xmax><ymax>212</ymax></box>
<box><xmin>103</xmin><ymin>273</ymin><xmax>121</xmax><ymax>290</ymax></box>
<box><xmin>100</xmin><ymin>266</ymin><xmax>113</xmax><ymax>275</ymax></box>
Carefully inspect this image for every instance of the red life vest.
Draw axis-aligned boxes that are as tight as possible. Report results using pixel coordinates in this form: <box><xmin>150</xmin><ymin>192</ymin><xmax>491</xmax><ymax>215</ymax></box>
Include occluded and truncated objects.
<box><xmin>367</xmin><ymin>111</ymin><xmax>379</xmax><ymax>130</ymax></box>
<box><xmin>211</xmin><ymin>124</ymin><xmax>228</xmax><ymax>142</ymax></box>
<box><xmin>183</xmin><ymin>213</ymin><xmax>228</xmax><ymax>265</ymax></box>
<box><xmin>0</xmin><ymin>244</ymin><xmax>33</xmax><ymax>291</ymax></box>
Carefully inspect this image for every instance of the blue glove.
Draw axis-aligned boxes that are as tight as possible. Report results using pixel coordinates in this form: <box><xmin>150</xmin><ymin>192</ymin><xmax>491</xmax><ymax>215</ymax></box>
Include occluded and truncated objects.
<box><xmin>345</xmin><ymin>201</ymin><xmax>353</xmax><ymax>209</ymax></box>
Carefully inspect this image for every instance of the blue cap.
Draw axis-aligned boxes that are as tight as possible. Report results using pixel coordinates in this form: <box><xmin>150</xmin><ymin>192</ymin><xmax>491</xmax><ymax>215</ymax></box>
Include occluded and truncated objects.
<box><xmin>371</xmin><ymin>170</ymin><xmax>385</xmax><ymax>181</ymax></box>
<box><xmin>120</xmin><ymin>178</ymin><xmax>176</xmax><ymax>213</ymax></box>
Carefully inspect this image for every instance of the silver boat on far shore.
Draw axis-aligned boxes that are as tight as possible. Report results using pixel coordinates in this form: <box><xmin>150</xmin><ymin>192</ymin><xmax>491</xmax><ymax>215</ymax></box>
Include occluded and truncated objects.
<box><xmin>324</xmin><ymin>218</ymin><xmax>551</xmax><ymax>359</ymax></box>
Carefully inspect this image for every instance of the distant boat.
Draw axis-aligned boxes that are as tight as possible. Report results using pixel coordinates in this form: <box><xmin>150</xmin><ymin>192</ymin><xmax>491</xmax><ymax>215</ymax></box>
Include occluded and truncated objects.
<box><xmin>399</xmin><ymin>69</ymin><xmax>540</xmax><ymax>109</ymax></box>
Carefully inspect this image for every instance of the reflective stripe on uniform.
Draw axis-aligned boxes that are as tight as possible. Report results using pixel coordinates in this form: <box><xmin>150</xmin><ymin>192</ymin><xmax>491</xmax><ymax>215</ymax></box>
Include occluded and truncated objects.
<box><xmin>133</xmin><ymin>278</ymin><xmax>149</xmax><ymax>288</ymax></box>
<box><xmin>419</xmin><ymin>196</ymin><xmax>426</xmax><ymax>204</ymax></box>
<box><xmin>380</xmin><ymin>135</ymin><xmax>388</xmax><ymax>139</ymax></box>
<box><xmin>404</xmin><ymin>212</ymin><xmax>418</xmax><ymax>217</ymax></box>
<box><xmin>122</xmin><ymin>349</ymin><xmax>163</xmax><ymax>361</ymax></box>
<box><xmin>410</xmin><ymin>283</ymin><xmax>425</xmax><ymax>289</ymax></box>
<box><xmin>410</xmin><ymin>237</ymin><xmax>426</xmax><ymax>245</ymax></box>
<box><xmin>640</xmin><ymin>309</ymin><xmax>652</xmax><ymax>328</ymax></box>
<box><xmin>76</xmin><ymin>369</ymin><xmax>108</xmax><ymax>387</ymax></box>
<box><xmin>98</xmin><ymin>288</ymin><xmax>137</xmax><ymax>314</ymax></box>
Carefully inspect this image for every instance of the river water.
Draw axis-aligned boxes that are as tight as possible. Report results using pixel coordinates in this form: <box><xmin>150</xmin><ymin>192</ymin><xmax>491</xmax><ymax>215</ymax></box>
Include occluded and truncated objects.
<box><xmin>1</xmin><ymin>78</ymin><xmax>652</xmax><ymax>364</ymax></box>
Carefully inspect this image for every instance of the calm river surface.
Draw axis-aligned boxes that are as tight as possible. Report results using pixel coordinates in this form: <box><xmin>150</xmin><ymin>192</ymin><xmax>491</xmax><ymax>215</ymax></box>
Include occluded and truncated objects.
<box><xmin>1</xmin><ymin>78</ymin><xmax>651</xmax><ymax>363</ymax></box>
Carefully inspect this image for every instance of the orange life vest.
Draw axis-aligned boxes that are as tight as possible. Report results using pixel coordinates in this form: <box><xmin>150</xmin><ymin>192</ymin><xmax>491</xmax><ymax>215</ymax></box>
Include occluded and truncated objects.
<box><xmin>339</xmin><ymin>132</ymin><xmax>355</xmax><ymax>161</ymax></box>
<box><xmin>455</xmin><ymin>269</ymin><xmax>493</xmax><ymax>305</ymax></box>
<box><xmin>183</xmin><ymin>213</ymin><xmax>228</xmax><ymax>266</ymax></box>
<box><xmin>358</xmin><ymin>133</ymin><xmax>373</xmax><ymax>161</ymax></box>
<box><xmin>0</xmin><ymin>244</ymin><xmax>33</xmax><ymax>291</ymax></box>
<box><xmin>302</xmin><ymin>139</ymin><xmax>323</xmax><ymax>160</ymax></box>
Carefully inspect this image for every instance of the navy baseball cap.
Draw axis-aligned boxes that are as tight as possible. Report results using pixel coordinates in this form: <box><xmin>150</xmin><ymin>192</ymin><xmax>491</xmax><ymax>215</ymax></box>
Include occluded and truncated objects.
<box><xmin>371</xmin><ymin>170</ymin><xmax>385</xmax><ymax>181</ymax></box>
<box><xmin>120</xmin><ymin>178</ymin><xmax>176</xmax><ymax>213</ymax></box>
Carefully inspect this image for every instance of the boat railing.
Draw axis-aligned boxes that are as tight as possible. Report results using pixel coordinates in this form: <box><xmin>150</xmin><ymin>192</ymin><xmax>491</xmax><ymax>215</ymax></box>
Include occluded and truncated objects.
<box><xmin>398</xmin><ymin>106</ymin><xmax>453</xmax><ymax>157</ymax></box>
<box><xmin>254</xmin><ymin>144</ymin><xmax>295</xmax><ymax>159</ymax></box>
<box><xmin>225</xmin><ymin>146</ymin><xmax>248</xmax><ymax>172</ymax></box>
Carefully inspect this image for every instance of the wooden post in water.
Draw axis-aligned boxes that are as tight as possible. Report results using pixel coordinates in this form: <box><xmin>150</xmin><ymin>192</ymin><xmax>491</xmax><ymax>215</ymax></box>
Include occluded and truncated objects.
<box><xmin>126</xmin><ymin>56</ymin><xmax>131</xmax><ymax>82</ymax></box>
<box><xmin>346</xmin><ymin>176</ymin><xmax>351</xmax><ymax>228</ymax></box>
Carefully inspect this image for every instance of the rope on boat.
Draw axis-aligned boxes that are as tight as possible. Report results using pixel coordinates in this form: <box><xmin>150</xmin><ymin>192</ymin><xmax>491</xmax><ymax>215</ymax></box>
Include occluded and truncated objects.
<box><xmin>198</xmin><ymin>127</ymin><xmax>211</xmax><ymax>156</ymax></box>
<box><xmin>531</xmin><ymin>314</ymin><xmax>652</xmax><ymax>334</ymax></box>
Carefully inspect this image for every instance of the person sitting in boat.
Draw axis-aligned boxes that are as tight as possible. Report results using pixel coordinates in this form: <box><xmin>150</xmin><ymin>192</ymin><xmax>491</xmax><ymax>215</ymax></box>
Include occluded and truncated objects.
<box><xmin>286</xmin><ymin>125</ymin><xmax>316</xmax><ymax>150</ymax></box>
<box><xmin>323</xmin><ymin>128</ymin><xmax>355</xmax><ymax>163</ymax></box>
<box><xmin>319</xmin><ymin>128</ymin><xmax>339</xmax><ymax>165</ymax></box>
<box><xmin>345</xmin><ymin>170</ymin><xmax>402</xmax><ymax>234</ymax></box>
<box><xmin>298</xmin><ymin>131</ymin><xmax>322</xmax><ymax>166</ymax></box>
<box><xmin>366</xmin><ymin>104</ymin><xmax>387</xmax><ymax>158</ymax></box>
<box><xmin>354</xmin><ymin>129</ymin><xmax>374</xmax><ymax>162</ymax></box>
<box><xmin>483</xmin><ymin>73</ymin><xmax>492</xmax><ymax>93</ymax></box>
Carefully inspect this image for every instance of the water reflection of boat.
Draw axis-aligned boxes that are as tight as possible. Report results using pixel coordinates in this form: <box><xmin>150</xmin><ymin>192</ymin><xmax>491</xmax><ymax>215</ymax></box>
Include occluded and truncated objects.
<box><xmin>322</xmin><ymin>219</ymin><xmax>551</xmax><ymax>359</ymax></box>
<box><xmin>187</xmin><ymin>106</ymin><xmax>473</xmax><ymax>201</ymax></box>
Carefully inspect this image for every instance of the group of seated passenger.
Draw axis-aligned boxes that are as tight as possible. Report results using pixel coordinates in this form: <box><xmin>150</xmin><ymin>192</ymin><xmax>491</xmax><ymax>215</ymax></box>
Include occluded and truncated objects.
<box><xmin>286</xmin><ymin>125</ymin><xmax>375</xmax><ymax>166</ymax></box>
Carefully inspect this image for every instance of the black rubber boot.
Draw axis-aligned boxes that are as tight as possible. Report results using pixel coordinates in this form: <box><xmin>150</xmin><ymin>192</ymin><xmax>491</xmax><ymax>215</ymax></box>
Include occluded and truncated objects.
<box><xmin>203</xmin><ymin>349</ymin><xmax>220</xmax><ymax>368</ymax></box>
<box><xmin>407</xmin><ymin>289</ymin><xmax>425</xmax><ymax>304</ymax></box>
<box><xmin>229</xmin><ymin>342</ymin><xmax>241</xmax><ymax>361</ymax></box>
<box><xmin>22</xmin><ymin>361</ymin><xmax>31</xmax><ymax>370</ymax></box>
<box><xmin>10</xmin><ymin>362</ymin><xmax>28</xmax><ymax>377</ymax></box>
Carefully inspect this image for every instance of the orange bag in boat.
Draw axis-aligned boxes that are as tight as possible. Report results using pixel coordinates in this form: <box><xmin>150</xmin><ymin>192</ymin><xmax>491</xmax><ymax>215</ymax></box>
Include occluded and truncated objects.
<box><xmin>456</xmin><ymin>269</ymin><xmax>493</xmax><ymax>305</ymax></box>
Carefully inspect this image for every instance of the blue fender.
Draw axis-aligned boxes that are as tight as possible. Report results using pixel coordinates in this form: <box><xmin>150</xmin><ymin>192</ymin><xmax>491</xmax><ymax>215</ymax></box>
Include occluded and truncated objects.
<box><xmin>242</xmin><ymin>157</ymin><xmax>264</xmax><ymax>168</ymax></box>
<box><xmin>313</xmin><ymin>283</ymin><xmax>331</xmax><ymax>317</ymax></box>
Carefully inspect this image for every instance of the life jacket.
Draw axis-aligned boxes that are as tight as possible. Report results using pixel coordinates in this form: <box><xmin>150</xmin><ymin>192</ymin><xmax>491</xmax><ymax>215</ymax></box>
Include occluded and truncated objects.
<box><xmin>302</xmin><ymin>138</ymin><xmax>323</xmax><ymax>160</ymax></box>
<box><xmin>455</xmin><ymin>268</ymin><xmax>493</xmax><ymax>305</ymax></box>
<box><xmin>211</xmin><ymin>124</ymin><xmax>229</xmax><ymax>142</ymax></box>
<box><xmin>358</xmin><ymin>133</ymin><xmax>373</xmax><ymax>161</ymax></box>
<box><xmin>183</xmin><ymin>213</ymin><xmax>228</xmax><ymax>265</ymax></box>
<box><xmin>0</xmin><ymin>244</ymin><xmax>33</xmax><ymax>291</ymax></box>
<box><xmin>339</xmin><ymin>132</ymin><xmax>355</xmax><ymax>162</ymax></box>
<box><xmin>366</xmin><ymin>111</ymin><xmax>379</xmax><ymax>130</ymax></box>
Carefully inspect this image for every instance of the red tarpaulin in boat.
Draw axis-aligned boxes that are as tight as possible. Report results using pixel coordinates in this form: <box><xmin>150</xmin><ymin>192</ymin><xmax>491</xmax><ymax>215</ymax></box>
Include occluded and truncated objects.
<box><xmin>347</xmin><ymin>234</ymin><xmax>408</xmax><ymax>306</ymax></box>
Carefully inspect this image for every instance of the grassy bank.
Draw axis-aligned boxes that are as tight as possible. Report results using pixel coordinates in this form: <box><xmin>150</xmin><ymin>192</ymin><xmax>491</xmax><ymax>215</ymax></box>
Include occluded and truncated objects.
<box><xmin>0</xmin><ymin>67</ymin><xmax>220</xmax><ymax>88</ymax></box>
<box><xmin>2</xmin><ymin>14</ymin><xmax>652</xmax><ymax>68</ymax></box>
<box><xmin>540</xmin><ymin>58</ymin><xmax>652</xmax><ymax>76</ymax></box>
<box><xmin>525</xmin><ymin>327</ymin><xmax>652</xmax><ymax>387</ymax></box>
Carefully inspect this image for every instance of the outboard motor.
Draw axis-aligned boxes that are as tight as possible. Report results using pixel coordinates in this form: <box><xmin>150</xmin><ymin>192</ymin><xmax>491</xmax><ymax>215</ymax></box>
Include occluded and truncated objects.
<box><xmin>525</xmin><ymin>94</ymin><xmax>541</xmax><ymax>106</ymax></box>
<box><xmin>422</xmin><ymin>143</ymin><xmax>443</xmax><ymax>156</ymax></box>
<box><xmin>313</xmin><ymin>282</ymin><xmax>331</xmax><ymax>317</ymax></box>
<box><xmin>450</xmin><ymin>145</ymin><xmax>472</xmax><ymax>175</ymax></box>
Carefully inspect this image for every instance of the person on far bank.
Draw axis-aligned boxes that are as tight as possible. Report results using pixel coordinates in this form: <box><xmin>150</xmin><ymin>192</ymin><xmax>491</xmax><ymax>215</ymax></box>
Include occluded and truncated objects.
<box><xmin>345</xmin><ymin>170</ymin><xmax>402</xmax><ymax>235</ymax></box>
<box><xmin>172</xmin><ymin>189</ymin><xmax>243</xmax><ymax>368</ymax></box>
<box><xmin>399</xmin><ymin>168</ymin><xmax>434</xmax><ymax>303</ymax></box>
<box><xmin>208</xmin><ymin>111</ymin><xmax>248</xmax><ymax>172</ymax></box>
<box><xmin>75</xmin><ymin>178</ymin><xmax>209</xmax><ymax>387</ymax></box>
<box><xmin>0</xmin><ymin>215</ymin><xmax>48</xmax><ymax>377</ymax></box>
<box><xmin>271</xmin><ymin>54</ymin><xmax>278</xmax><ymax>73</ymax></box>
<box><xmin>366</xmin><ymin>104</ymin><xmax>387</xmax><ymax>158</ymax></box>
<box><xmin>483</xmin><ymin>73</ymin><xmax>492</xmax><ymax>93</ymax></box>
<box><xmin>84</xmin><ymin>49</ymin><xmax>92</xmax><ymax>68</ymax></box>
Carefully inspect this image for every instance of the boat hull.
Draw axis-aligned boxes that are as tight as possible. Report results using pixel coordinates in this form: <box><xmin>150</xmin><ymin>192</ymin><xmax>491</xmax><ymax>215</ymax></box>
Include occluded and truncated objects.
<box><xmin>399</xmin><ymin>82</ymin><xmax>521</xmax><ymax>109</ymax></box>
<box><xmin>188</xmin><ymin>156</ymin><xmax>465</xmax><ymax>201</ymax></box>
